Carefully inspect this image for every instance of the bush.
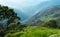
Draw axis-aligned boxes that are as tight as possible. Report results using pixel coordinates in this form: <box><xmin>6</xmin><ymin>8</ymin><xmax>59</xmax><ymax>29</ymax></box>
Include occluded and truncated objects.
<box><xmin>43</xmin><ymin>20</ymin><xmax>58</xmax><ymax>28</ymax></box>
<box><xmin>6</xmin><ymin>23</ymin><xmax>27</xmax><ymax>33</ymax></box>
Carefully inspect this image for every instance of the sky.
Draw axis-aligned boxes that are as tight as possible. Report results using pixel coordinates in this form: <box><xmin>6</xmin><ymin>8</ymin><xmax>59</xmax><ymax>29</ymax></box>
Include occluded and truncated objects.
<box><xmin>0</xmin><ymin>0</ymin><xmax>50</xmax><ymax>15</ymax></box>
<box><xmin>0</xmin><ymin>0</ymin><xmax>49</xmax><ymax>7</ymax></box>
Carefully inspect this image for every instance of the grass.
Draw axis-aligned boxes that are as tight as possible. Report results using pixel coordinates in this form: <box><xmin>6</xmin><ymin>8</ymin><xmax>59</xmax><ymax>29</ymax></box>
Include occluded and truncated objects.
<box><xmin>5</xmin><ymin>26</ymin><xmax>60</xmax><ymax>37</ymax></box>
<box><xmin>40</xmin><ymin>16</ymin><xmax>58</xmax><ymax>22</ymax></box>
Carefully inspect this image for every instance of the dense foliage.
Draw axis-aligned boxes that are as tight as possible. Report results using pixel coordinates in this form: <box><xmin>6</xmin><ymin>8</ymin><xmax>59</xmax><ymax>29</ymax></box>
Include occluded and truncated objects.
<box><xmin>0</xmin><ymin>5</ymin><xmax>27</xmax><ymax>37</ymax></box>
<box><xmin>43</xmin><ymin>20</ymin><xmax>58</xmax><ymax>28</ymax></box>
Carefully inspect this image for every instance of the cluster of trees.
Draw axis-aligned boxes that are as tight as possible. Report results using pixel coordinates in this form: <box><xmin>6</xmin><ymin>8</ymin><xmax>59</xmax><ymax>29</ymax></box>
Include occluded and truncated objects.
<box><xmin>0</xmin><ymin>5</ymin><xmax>27</xmax><ymax>37</ymax></box>
<box><xmin>43</xmin><ymin>19</ymin><xmax>60</xmax><ymax>28</ymax></box>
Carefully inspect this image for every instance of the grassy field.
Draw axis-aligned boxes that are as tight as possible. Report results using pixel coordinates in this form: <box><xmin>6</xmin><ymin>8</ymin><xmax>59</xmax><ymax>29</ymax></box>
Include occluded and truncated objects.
<box><xmin>5</xmin><ymin>26</ymin><xmax>60</xmax><ymax>37</ymax></box>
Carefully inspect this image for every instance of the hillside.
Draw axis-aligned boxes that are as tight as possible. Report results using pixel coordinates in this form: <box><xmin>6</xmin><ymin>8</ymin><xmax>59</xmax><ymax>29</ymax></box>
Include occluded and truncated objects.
<box><xmin>14</xmin><ymin>9</ymin><xmax>29</xmax><ymax>22</ymax></box>
<box><xmin>25</xmin><ymin>5</ymin><xmax>60</xmax><ymax>26</ymax></box>
<box><xmin>5</xmin><ymin>26</ymin><xmax>60</xmax><ymax>37</ymax></box>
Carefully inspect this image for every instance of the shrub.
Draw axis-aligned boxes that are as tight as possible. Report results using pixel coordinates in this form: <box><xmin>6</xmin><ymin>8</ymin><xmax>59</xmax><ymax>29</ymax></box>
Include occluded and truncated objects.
<box><xmin>43</xmin><ymin>20</ymin><xmax>58</xmax><ymax>28</ymax></box>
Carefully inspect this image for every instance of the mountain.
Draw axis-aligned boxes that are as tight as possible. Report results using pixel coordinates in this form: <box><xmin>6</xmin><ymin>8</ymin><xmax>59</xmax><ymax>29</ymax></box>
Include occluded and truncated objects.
<box><xmin>8</xmin><ymin>0</ymin><xmax>60</xmax><ymax>23</ymax></box>
<box><xmin>14</xmin><ymin>9</ymin><xmax>29</xmax><ymax>22</ymax></box>
<box><xmin>22</xmin><ymin>0</ymin><xmax>60</xmax><ymax>23</ymax></box>
<box><xmin>25</xmin><ymin>5</ymin><xmax>60</xmax><ymax>26</ymax></box>
<box><xmin>1</xmin><ymin>0</ymin><xmax>60</xmax><ymax>23</ymax></box>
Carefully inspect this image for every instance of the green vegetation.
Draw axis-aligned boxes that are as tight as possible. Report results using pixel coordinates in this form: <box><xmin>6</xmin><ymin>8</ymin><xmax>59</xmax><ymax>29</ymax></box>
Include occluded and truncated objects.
<box><xmin>0</xmin><ymin>5</ymin><xmax>27</xmax><ymax>37</ymax></box>
<box><xmin>43</xmin><ymin>20</ymin><xmax>58</xmax><ymax>28</ymax></box>
<box><xmin>5</xmin><ymin>26</ymin><xmax>60</xmax><ymax>37</ymax></box>
<box><xmin>40</xmin><ymin>16</ymin><xmax>57</xmax><ymax>22</ymax></box>
<box><xmin>0</xmin><ymin>5</ymin><xmax>60</xmax><ymax>37</ymax></box>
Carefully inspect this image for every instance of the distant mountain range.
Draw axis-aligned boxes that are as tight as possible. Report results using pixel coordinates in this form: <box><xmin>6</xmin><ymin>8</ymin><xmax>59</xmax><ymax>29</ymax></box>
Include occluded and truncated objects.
<box><xmin>14</xmin><ymin>9</ymin><xmax>29</xmax><ymax>22</ymax></box>
<box><xmin>25</xmin><ymin>5</ymin><xmax>60</xmax><ymax>26</ymax></box>
<box><xmin>10</xmin><ymin>0</ymin><xmax>60</xmax><ymax>23</ymax></box>
<box><xmin>21</xmin><ymin>0</ymin><xmax>60</xmax><ymax>23</ymax></box>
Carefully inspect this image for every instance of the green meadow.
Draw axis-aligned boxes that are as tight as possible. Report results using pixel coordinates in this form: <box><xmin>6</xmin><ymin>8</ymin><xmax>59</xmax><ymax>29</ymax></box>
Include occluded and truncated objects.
<box><xmin>5</xmin><ymin>26</ymin><xmax>60</xmax><ymax>37</ymax></box>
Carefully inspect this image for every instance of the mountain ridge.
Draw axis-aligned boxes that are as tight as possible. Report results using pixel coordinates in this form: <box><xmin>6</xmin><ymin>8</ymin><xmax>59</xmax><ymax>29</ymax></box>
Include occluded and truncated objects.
<box><xmin>25</xmin><ymin>5</ymin><xmax>60</xmax><ymax>25</ymax></box>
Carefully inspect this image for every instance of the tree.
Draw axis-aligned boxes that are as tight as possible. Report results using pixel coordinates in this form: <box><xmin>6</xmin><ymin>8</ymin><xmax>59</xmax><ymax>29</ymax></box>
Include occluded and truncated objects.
<box><xmin>0</xmin><ymin>23</ymin><xmax>6</xmax><ymax>37</ymax></box>
<box><xmin>0</xmin><ymin>5</ymin><xmax>27</xmax><ymax>37</ymax></box>
<box><xmin>0</xmin><ymin>5</ymin><xmax>20</xmax><ymax>27</ymax></box>
<box><xmin>0</xmin><ymin>5</ymin><xmax>21</xmax><ymax>36</ymax></box>
<box><xmin>43</xmin><ymin>20</ymin><xmax>58</xmax><ymax>28</ymax></box>
<box><xmin>7</xmin><ymin>23</ymin><xmax>27</xmax><ymax>33</ymax></box>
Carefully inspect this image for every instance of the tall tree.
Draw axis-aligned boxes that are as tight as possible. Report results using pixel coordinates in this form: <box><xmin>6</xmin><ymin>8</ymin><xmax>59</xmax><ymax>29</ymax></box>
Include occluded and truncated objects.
<box><xmin>0</xmin><ymin>5</ymin><xmax>20</xmax><ymax>26</ymax></box>
<box><xmin>0</xmin><ymin>5</ymin><xmax>20</xmax><ymax>36</ymax></box>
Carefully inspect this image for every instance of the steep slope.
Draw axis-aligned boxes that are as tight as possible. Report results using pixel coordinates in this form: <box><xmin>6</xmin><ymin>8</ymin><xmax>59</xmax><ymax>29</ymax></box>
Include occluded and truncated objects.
<box><xmin>25</xmin><ymin>5</ymin><xmax>60</xmax><ymax>25</ymax></box>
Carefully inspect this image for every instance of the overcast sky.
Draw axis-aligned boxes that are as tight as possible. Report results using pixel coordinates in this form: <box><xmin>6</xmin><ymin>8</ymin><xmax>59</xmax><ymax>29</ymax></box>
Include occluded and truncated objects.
<box><xmin>0</xmin><ymin>0</ymin><xmax>50</xmax><ymax>14</ymax></box>
<box><xmin>0</xmin><ymin>0</ymin><xmax>49</xmax><ymax>7</ymax></box>
<box><xmin>0</xmin><ymin>0</ymin><xmax>60</xmax><ymax>15</ymax></box>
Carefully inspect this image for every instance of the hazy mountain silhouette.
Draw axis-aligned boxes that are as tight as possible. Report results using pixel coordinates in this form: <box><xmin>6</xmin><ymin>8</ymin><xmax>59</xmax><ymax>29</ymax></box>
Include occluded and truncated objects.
<box><xmin>14</xmin><ymin>9</ymin><xmax>29</xmax><ymax>22</ymax></box>
<box><xmin>25</xmin><ymin>5</ymin><xmax>60</xmax><ymax>25</ymax></box>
